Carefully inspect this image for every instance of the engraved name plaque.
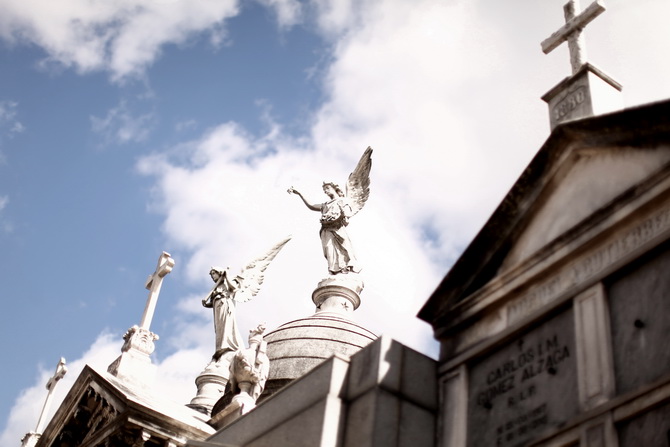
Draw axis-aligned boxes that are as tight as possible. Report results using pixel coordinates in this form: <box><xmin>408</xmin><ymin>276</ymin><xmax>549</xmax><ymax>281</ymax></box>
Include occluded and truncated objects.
<box><xmin>467</xmin><ymin>309</ymin><xmax>579</xmax><ymax>446</ymax></box>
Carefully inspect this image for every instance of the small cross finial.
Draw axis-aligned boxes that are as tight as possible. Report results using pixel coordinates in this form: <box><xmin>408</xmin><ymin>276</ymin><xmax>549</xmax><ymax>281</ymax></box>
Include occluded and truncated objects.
<box><xmin>139</xmin><ymin>251</ymin><xmax>175</xmax><ymax>330</ymax></box>
<box><xmin>31</xmin><ymin>358</ymin><xmax>68</xmax><ymax>436</ymax></box>
<box><xmin>46</xmin><ymin>357</ymin><xmax>67</xmax><ymax>391</ymax></box>
<box><xmin>541</xmin><ymin>0</ymin><xmax>606</xmax><ymax>74</ymax></box>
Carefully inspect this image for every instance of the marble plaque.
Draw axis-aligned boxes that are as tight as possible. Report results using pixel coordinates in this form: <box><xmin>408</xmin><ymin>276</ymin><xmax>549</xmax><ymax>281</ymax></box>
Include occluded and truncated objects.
<box><xmin>607</xmin><ymin>243</ymin><xmax>670</xmax><ymax>395</ymax></box>
<box><xmin>467</xmin><ymin>308</ymin><xmax>579</xmax><ymax>446</ymax></box>
<box><xmin>617</xmin><ymin>399</ymin><xmax>670</xmax><ymax>447</ymax></box>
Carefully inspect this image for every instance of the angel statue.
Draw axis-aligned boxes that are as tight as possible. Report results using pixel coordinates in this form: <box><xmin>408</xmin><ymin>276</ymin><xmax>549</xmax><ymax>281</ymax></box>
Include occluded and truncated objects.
<box><xmin>288</xmin><ymin>147</ymin><xmax>372</xmax><ymax>275</ymax></box>
<box><xmin>202</xmin><ymin>237</ymin><xmax>290</xmax><ymax>360</ymax></box>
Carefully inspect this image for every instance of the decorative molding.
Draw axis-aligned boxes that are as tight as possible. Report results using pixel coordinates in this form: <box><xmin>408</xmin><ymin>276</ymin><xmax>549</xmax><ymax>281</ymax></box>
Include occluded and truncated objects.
<box><xmin>56</xmin><ymin>386</ymin><xmax>118</xmax><ymax>447</ymax></box>
<box><xmin>507</xmin><ymin>203</ymin><xmax>670</xmax><ymax>324</ymax></box>
<box><xmin>121</xmin><ymin>325</ymin><xmax>159</xmax><ymax>356</ymax></box>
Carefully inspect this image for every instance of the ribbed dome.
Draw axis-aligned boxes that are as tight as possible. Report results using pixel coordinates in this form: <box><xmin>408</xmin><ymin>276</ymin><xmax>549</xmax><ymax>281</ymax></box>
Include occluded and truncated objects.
<box><xmin>261</xmin><ymin>312</ymin><xmax>377</xmax><ymax>399</ymax></box>
<box><xmin>211</xmin><ymin>277</ymin><xmax>375</xmax><ymax>416</ymax></box>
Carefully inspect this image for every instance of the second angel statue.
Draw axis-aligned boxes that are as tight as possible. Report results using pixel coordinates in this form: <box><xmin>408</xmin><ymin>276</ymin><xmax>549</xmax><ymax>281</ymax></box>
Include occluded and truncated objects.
<box><xmin>202</xmin><ymin>237</ymin><xmax>291</xmax><ymax>360</ymax></box>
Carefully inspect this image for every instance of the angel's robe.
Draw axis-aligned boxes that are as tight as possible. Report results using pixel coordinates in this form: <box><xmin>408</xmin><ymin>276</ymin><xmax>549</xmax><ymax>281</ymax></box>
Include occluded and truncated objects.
<box><xmin>209</xmin><ymin>284</ymin><xmax>245</xmax><ymax>355</ymax></box>
<box><xmin>319</xmin><ymin>197</ymin><xmax>360</xmax><ymax>274</ymax></box>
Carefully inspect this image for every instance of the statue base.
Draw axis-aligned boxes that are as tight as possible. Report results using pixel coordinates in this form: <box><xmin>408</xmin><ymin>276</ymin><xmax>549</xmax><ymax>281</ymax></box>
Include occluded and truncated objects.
<box><xmin>187</xmin><ymin>353</ymin><xmax>234</xmax><ymax>415</ymax></box>
<box><xmin>107</xmin><ymin>326</ymin><xmax>158</xmax><ymax>387</ymax></box>
<box><xmin>542</xmin><ymin>62</ymin><xmax>623</xmax><ymax>130</ymax></box>
<box><xmin>312</xmin><ymin>274</ymin><xmax>363</xmax><ymax>315</ymax></box>
<box><xmin>209</xmin><ymin>392</ymin><xmax>257</xmax><ymax>429</ymax></box>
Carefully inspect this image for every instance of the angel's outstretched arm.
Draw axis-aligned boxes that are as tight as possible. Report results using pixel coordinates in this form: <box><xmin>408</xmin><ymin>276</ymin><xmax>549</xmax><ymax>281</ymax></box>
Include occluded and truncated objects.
<box><xmin>288</xmin><ymin>187</ymin><xmax>321</xmax><ymax>212</ymax></box>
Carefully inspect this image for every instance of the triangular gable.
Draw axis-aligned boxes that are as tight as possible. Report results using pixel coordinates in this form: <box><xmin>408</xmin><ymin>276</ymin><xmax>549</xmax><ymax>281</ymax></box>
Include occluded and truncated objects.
<box><xmin>419</xmin><ymin>99</ymin><xmax>670</xmax><ymax>331</ymax></box>
<box><xmin>37</xmin><ymin>366</ymin><xmax>214</xmax><ymax>447</ymax></box>
<box><xmin>501</xmin><ymin>145</ymin><xmax>670</xmax><ymax>270</ymax></box>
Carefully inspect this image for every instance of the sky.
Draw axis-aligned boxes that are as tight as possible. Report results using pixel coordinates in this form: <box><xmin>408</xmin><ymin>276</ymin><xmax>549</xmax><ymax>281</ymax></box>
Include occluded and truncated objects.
<box><xmin>1</xmin><ymin>0</ymin><xmax>669</xmax><ymax>443</ymax></box>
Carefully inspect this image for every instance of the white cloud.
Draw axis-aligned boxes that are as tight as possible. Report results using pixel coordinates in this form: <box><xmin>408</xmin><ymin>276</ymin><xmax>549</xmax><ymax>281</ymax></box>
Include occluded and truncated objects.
<box><xmin>0</xmin><ymin>101</ymin><xmax>20</xmax><ymax>122</ymax></box>
<box><xmin>257</xmin><ymin>0</ymin><xmax>303</xmax><ymax>29</ymax></box>
<box><xmin>0</xmin><ymin>100</ymin><xmax>25</xmax><ymax>164</ymax></box>
<box><xmin>309</xmin><ymin>0</ymin><xmax>533</xmax><ymax>263</ymax></box>
<box><xmin>176</xmin><ymin>119</ymin><xmax>198</xmax><ymax>133</ymax></box>
<box><xmin>0</xmin><ymin>100</ymin><xmax>25</xmax><ymax>141</ymax></box>
<box><xmin>0</xmin><ymin>195</ymin><xmax>10</xmax><ymax>234</ymax></box>
<box><xmin>0</xmin><ymin>0</ymin><xmax>240</xmax><ymax>81</ymax></box>
<box><xmin>90</xmin><ymin>101</ymin><xmax>155</xmax><ymax>145</ymax></box>
<box><xmin>132</xmin><ymin>0</ymin><xmax>546</xmax><ymax>361</ymax></box>
<box><xmin>308</xmin><ymin>0</ymin><xmax>361</xmax><ymax>38</ymax></box>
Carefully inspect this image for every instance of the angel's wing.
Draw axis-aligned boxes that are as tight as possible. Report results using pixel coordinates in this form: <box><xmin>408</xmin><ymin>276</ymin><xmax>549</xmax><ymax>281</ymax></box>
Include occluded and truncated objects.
<box><xmin>234</xmin><ymin>236</ymin><xmax>291</xmax><ymax>303</ymax></box>
<box><xmin>346</xmin><ymin>147</ymin><xmax>373</xmax><ymax>217</ymax></box>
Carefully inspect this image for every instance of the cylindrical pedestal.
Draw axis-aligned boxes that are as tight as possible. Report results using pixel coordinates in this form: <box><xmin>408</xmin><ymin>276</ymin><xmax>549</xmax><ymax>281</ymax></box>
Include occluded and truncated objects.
<box><xmin>312</xmin><ymin>275</ymin><xmax>363</xmax><ymax>315</ymax></box>
<box><xmin>188</xmin><ymin>353</ymin><xmax>233</xmax><ymax>415</ymax></box>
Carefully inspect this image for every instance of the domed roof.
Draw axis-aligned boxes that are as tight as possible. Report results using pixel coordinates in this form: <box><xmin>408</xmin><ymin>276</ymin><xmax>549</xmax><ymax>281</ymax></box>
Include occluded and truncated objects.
<box><xmin>268</xmin><ymin>312</ymin><xmax>375</xmax><ymax>372</ymax></box>
<box><xmin>210</xmin><ymin>276</ymin><xmax>377</xmax><ymax>417</ymax></box>
<box><xmin>260</xmin><ymin>311</ymin><xmax>376</xmax><ymax>399</ymax></box>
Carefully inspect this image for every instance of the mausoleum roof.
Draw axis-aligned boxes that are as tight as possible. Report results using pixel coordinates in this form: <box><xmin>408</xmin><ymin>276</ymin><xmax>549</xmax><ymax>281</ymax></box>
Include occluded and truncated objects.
<box><xmin>36</xmin><ymin>365</ymin><xmax>214</xmax><ymax>446</ymax></box>
<box><xmin>419</xmin><ymin>99</ymin><xmax>670</xmax><ymax>334</ymax></box>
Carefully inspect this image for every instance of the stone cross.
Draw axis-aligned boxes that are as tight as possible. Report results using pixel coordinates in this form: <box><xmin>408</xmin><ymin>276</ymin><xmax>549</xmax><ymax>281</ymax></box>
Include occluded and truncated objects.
<box><xmin>21</xmin><ymin>359</ymin><xmax>67</xmax><ymax>447</ymax></box>
<box><xmin>541</xmin><ymin>0</ymin><xmax>606</xmax><ymax>74</ymax></box>
<box><xmin>139</xmin><ymin>251</ymin><xmax>175</xmax><ymax>331</ymax></box>
<box><xmin>32</xmin><ymin>358</ymin><xmax>67</xmax><ymax>437</ymax></box>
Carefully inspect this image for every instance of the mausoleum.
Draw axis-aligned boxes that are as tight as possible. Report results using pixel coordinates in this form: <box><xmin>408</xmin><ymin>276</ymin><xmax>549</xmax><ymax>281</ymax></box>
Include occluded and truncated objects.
<box><xmin>20</xmin><ymin>1</ymin><xmax>670</xmax><ymax>446</ymax></box>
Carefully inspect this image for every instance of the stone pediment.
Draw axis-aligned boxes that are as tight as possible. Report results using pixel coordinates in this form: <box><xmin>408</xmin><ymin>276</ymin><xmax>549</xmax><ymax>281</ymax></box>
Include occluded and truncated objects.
<box><xmin>418</xmin><ymin>99</ymin><xmax>670</xmax><ymax>332</ymax></box>
<box><xmin>36</xmin><ymin>365</ymin><xmax>215</xmax><ymax>447</ymax></box>
<box><xmin>500</xmin><ymin>144</ymin><xmax>670</xmax><ymax>271</ymax></box>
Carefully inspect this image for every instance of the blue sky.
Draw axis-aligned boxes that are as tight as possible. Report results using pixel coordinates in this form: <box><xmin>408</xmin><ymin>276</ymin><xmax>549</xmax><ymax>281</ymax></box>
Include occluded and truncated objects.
<box><xmin>1</xmin><ymin>0</ymin><xmax>670</xmax><ymax>443</ymax></box>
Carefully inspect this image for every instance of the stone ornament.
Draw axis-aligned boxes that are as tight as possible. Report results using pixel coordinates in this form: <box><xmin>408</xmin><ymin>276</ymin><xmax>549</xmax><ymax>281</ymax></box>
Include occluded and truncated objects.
<box><xmin>119</xmin><ymin>325</ymin><xmax>159</xmax><ymax>356</ymax></box>
<box><xmin>228</xmin><ymin>324</ymin><xmax>270</xmax><ymax>409</ymax></box>
<box><xmin>288</xmin><ymin>147</ymin><xmax>372</xmax><ymax>275</ymax></box>
<box><xmin>212</xmin><ymin>324</ymin><xmax>270</xmax><ymax>426</ymax></box>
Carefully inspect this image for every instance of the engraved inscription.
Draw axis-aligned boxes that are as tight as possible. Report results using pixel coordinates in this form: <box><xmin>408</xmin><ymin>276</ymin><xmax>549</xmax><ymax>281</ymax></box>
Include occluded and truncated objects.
<box><xmin>495</xmin><ymin>404</ymin><xmax>547</xmax><ymax>447</ymax></box>
<box><xmin>476</xmin><ymin>335</ymin><xmax>571</xmax><ymax>410</ymax></box>
<box><xmin>507</xmin><ymin>205</ymin><xmax>670</xmax><ymax>324</ymax></box>
<box><xmin>468</xmin><ymin>310</ymin><xmax>578</xmax><ymax>447</ymax></box>
<box><xmin>553</xmin><ymin>86</ymin><xmax>587</xmax><ymax>121</ymax></box>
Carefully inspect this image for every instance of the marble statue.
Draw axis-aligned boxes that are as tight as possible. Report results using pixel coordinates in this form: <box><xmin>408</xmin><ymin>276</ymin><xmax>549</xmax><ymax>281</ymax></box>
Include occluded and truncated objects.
<box><xmin>202</xmin><ymin>237</ymin><xmax>290</xmax><ymax>359</ymax></box>
<box><xmin>228</xmin><ymin>323</ymin><xmax>270</xmax><ymax>410</ymax></box>
<box><xmin>288</xmin><ymin>147</ymin><xmax>372</xmax><ymax>275</ymax></box>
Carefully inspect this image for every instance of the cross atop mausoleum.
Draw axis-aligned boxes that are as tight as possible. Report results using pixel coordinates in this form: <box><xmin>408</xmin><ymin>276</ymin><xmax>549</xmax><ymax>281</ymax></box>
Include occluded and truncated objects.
<box><xmin>540</xmin><ymin>0</ymin><xmax>622</xmax><ymax>130</ymax></box>
<box><xmin>140</xmin><ymin>251</ymin><xmax>175</xmax><ymax>330</ymax></box>
<box><xmin>542</xmin><ymin>0</ymin><xmax>605</xmax><ymax>75</ymax></box>
<box><xmin>21</xmin><ymin>358</ymin><xmax>68</xmax><ymax>447</ymax></box>
<box><xmin>107</xmin><ymin>251</ymin><xmax>175</xmax><ymax>387</ymax></box>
